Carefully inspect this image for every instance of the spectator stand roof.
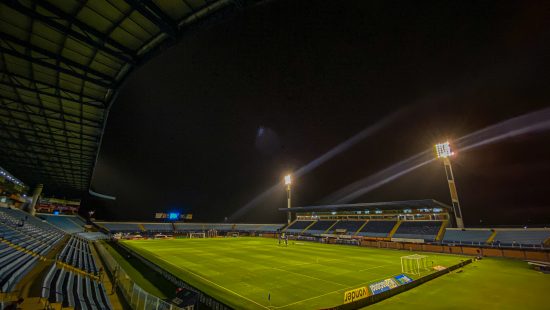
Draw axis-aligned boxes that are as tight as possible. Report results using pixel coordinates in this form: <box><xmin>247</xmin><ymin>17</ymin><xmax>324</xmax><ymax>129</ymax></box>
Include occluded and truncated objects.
<box><xmin>279</xmin><ymin>199</ymin><xmax>453</xmax><ymax>213</ymax></box>
<box><xmin>0</xmin><ymin>0</ymin><xmax>262</xmax><ymax>196</ymax></box>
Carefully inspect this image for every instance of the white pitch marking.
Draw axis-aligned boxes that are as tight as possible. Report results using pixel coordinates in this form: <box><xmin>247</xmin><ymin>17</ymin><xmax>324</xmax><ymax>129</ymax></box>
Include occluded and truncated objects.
<box><xmin>153</xmin><ymin>255</ymin><xmax>272</xmax><ymax>310</ymax></box>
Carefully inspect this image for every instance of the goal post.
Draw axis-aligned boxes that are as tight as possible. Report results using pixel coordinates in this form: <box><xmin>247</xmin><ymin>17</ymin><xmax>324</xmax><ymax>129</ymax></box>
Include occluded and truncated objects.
<box><xmin>189</xmin><ymin>232</ymin><xmax>206</xmax><ymax>239</ymax></box>
<box><xmin>401</xmin><ymin>254</ymin><xmax>428</xmax><ymax>275</ymax></box>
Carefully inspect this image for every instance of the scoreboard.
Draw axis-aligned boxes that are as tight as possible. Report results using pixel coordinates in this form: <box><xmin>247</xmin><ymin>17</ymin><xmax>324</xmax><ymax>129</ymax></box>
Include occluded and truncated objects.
<box><xmin>154</xmin><ymin>212</ymin><xmax>192</xmax><ymax>220</ymax></box>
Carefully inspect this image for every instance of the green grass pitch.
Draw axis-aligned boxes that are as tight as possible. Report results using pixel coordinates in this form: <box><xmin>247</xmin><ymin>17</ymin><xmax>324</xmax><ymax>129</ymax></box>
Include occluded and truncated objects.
<box><xmin>121</xmin><ymin>237</ymin><xmax>467</xmax><ymax>309</ymax></box>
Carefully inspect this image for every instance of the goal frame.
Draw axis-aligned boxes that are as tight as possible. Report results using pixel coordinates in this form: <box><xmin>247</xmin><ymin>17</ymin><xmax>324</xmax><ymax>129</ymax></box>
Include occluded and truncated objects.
<box><xmin>189</xmin><ymin>232</ymin><xmax>206</xmax><ymax>239</ymax></box>
<box><xmin>400</xmin><ymin>254</ymin><xmax>428</xmax><ymax>275</ymax></box>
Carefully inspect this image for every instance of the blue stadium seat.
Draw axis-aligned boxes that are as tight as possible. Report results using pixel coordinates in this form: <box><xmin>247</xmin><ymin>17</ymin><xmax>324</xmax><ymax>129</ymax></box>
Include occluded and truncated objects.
<box><xmin>304</xmin><ymin>221</ymin><xmax>336</xmax><ymax>235</ymax></box>
<box><xmin>327</xmin><ymin>220</ymin><xmax>366</xmax><ymax>235</ymax></box>
<box><xmin>40</xmin><ymin>214</ymin><xmax>85</xmax><ymax>233</ymax></box>
<box><xmin>443</xmin><ymin>229</ymin><xmax>492</xmax><ymax>244</ymax></box>
<box><xmin>285</xmin><ymin>220</ymin><xmax>314</xmax><ymax>233</ymax></box>
<box><xmin>493</xmin><ymin>229</ymin><xmax>550</xmax><ymax>246</ymax></box>
<box><xmin>393</xmin><ymin>221</ymin><xmax>442</xmax><ymax>241</ymax></box>
<box><xmin>356</xmin><ymin>221</ymin><xmax>397</xmax><ymax>237</ymax></box>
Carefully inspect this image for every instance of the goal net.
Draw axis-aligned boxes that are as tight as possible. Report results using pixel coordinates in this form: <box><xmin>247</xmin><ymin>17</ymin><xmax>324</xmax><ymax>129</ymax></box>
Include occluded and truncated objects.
<box><xmin>189</xmin><ymin>232</ymin><xmax>206</xmax><ymax>239</ymax></box>
<box><xmin>401</xmin><ymin>254</ymin><xmax>428</xmax><ymax>275</ymax></box>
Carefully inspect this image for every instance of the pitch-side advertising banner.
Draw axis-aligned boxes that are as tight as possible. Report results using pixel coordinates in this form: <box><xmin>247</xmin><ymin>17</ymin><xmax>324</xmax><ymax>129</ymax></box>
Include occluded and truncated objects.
<box><xmin>343</xmin><ymin>287</ymin><xmax>370</xmax><ymax>304</ymax></box>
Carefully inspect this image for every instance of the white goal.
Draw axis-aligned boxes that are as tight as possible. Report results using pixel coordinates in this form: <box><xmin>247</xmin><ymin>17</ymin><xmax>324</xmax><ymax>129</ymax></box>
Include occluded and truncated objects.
<box><xmin>189</xmin><ymin>232</ymin><xmax>206</xmax><ymax>239</ymax></box>
<box><xmin>401</xmin><ymin>254</ymin><xmax>428</xmax><ymax>275</ymax></box>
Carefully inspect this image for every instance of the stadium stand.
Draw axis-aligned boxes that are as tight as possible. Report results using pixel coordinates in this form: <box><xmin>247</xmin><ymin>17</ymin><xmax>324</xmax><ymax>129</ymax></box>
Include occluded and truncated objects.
<box><xmin>57</xmin><ymin>236</ymin><xmax>99</xmax><ymax>275</ymax></box>
<box><xmin>0</xmin><ymin>244</ymin><xmax>39</xmax><ymax>292</ymax></box>
<box><xmin>443</xmin><ymin>228</ymin><xmax>493</xmax><ymax>244</ymax></box>
<box><xmin>77</xmin><ymin>232</ymin><xmax>109</xmax><ymax>241</ymax></box>
<box><xmin>142</xmin><ymin>223</ymin><xmax>173</xmax><ymax>232</ymax></box>
<box><xmin>356</xmin><ymin>220</ymin><xmax>397</xmax><ymax>237</ymax></box>
<box><xmin>97</xmin><ymin>222</ymin><xmax>142</xmax><ymax>232</ymax></box>
<box><xmin>327</xmin><ymin>220</ymin><xmax>366</xmax><ymax>235</ymax></box>
<box><xmin>0</xmin><ymin>207</ymin><xmax>65</xmax><ymax>292</ymax></box>
<box><xmin>0</xmin><ymin>208</ymin><xmax>64</xmax><ymax>255</ymax></box>
<box><xmin>492</xmin><ymin>229</ymin><xmax>550</xmax><ymax>246</ymax></box>
<box><xmin>42</xmin><ymin>265</ymin><xmax>112</xmax><ymax>309</ymax></box>
<box><xmin>304</xmin><ymin>220</ymin><xmax>336</xmax><ymax>235</ymax></box>
<box><xmin>39</xmin><ymin>214</ymin><xmax>85</xmax><ymax>233</ymax></box>
<box><xmin>285</xmin><ymin>220</ymin><xmax>314</xmax><ymax>234</ymax></box>
<box><xmin>393</xmin><ymin>221</ymin><xmax>443</xmax><ymax>241</ymax></box>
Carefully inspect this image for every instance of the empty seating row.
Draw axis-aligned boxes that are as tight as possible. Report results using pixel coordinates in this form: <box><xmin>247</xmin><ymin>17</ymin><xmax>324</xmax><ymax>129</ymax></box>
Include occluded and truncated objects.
<box><xmin>77</xmin><ymin>232</ymin><xmax>109</xmax><ymax>241</ymax></box>
<box><xmin>305</xmin><ymin>221</ymin><xmax>336</xmax><ymax>235</ymax></box>
<box><xmin>328</xmin><ymin>220</ymin><xmax>366</xmax><ymax>235</ymax></box>
<box><xmin>142</xmin><ymin>223</ymin><xmax>173</xmax><ymax>232</ymax></box>
<box><xmin>393</xmin><ymin>221</ymin><xmax>442</xmax><ymax>241</ymax></box>
<box><xmin>356</xmin><ymin>221</ymin><xmax>397</xmax><ymax>237</ymax></box>
<box><xmin>42</xmin><ymin>265</ymin><xmax>112</xmax><ymax>309</ymax></box>
<box><xmin>99</xmin><ymin>222</ymin><xmax>142</xmax><ymax>232</ymax></box>
<box><xmin>443</xmin><ymin>229</ymin><xmax>492</xmax><ymax>244</ymax></box>
<box><xmin>0</xmin><ymin>208</ymin><xmax>64</xmax><ymax>255</ymax></box>
<box><xmin>492</xmin><ymin>230</ymin><xmax>550</xmax><ymax>246</ymax></box>
<box><xmin>285</xmin><ymin>220</ymin><xmax>314</xmax><ymax>233</ymax></box>
<box><xmin>39</xmin><ymin>214</ymin><xmax>85</xmax><ymax>234</ymax></box>
<box><xmin>0</xmin><ymin>243</ymin><xmax>39</xmax><ymax>292</ymax></box>
<box><xmin>96</xmin><ymin>221</ymin><xmax>285</xmax><ymax>233</ymax></box>
<box><xmin>58</xmin><ymin>236</ymin><xmax>99</xmax><ymax>275</ymax></box>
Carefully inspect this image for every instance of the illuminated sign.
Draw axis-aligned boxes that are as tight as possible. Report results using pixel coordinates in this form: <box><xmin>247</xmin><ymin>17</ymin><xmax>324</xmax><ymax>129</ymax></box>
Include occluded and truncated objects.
<box><xmin>343</xmin><ymin>287</ymin><xmax>370</xmax><ymax>304</ymax></box>
<box><xmin>394</xmin><ymin>274</ymin><xmax>413</xmax><ymax>285</ymax></box>
<box><xmin>168</xmin><ymin>212</ymin><xmax>180</xmax><ymax>220</ymax></box>
<box><xmin>369</xmin><ymin>278</ymin><xmax>398</xmax><ymax>295</ymax></box>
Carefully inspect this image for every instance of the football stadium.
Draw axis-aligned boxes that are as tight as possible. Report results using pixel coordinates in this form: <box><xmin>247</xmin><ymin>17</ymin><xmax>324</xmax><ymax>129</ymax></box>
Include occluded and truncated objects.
<box><xmin>1</xmin><ymin>1</ymin><xmax>550</xmax><ymax>310</ymax></box>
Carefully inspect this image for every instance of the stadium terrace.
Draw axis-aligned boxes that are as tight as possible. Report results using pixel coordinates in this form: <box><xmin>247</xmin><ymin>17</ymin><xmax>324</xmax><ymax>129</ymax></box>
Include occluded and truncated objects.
<box><xmin>1</xmin><ymin>1</ymin><xmax>550</xmax><ymax>310</ymax></box>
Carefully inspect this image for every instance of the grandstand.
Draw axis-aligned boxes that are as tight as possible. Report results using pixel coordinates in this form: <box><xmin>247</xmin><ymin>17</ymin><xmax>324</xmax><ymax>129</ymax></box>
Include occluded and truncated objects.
<box><xmin>0</xmin><ymin>0</ymin><xmax>549</xmax><ymax>309</ymax></box>
<box><xmin>38</xmin><ymin>214</ymin><xmax>86</xmax><ymax>234</ymax></box>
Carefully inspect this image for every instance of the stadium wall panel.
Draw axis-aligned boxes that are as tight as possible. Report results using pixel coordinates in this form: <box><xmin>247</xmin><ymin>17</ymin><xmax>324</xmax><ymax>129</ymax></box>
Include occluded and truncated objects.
<box><xmin>502</xmin><ymin>249</ymin><xmax>526</xmax><ymax>259</ymax></box>
<box><xmin>359</xmin><ymin>240</ymin><xmax>549</xmax><ymax>262</ymax></box>
<box><xmin>524</xmin><ymin>251</ymin><xmax>549</xmax><ymax>261</ymax></box>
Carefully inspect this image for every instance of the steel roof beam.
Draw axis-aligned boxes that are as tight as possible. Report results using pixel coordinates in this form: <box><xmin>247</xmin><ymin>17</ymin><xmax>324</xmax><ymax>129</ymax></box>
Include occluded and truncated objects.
<box><xmin>3</xmin><ymin>0</ymin><xmax>135</xmax><ymax>63</ymax></box>
<box><xmin>0</xmin><ymin>114</ymin><xmax>100</xmax><ymax>141</ymax></box>
<box><xmin>0</xmin><ymin>98</ymin><xmax>102</xmax><ymax>128</ymax></box>
<box><xmin>0</xmin><ymin>145</ymin><xmax>95</xmax><ymax>162</ymax></box>
<box><xmin>0</xmin><ymin>33</ymin><xmax>116</xmax><ymax>84</ymax></box>
<box><xmin>0</xmin><ymin>71</ymin><xmax>106</xmax><ymax>106</ymax></box>
<box><xmin>0</xmin><ymin>158</ymin><xmax>91</xmax><ymax>173</ymax></box>
<box><xmin>124</xmin><ymin>0</ymin><xmax>177</xmax><ymax>37</ymax></box>
<box><xmin>0</xmin><ymin>48</ymin><xmax>112</xmax><ymax>88</ymax></box>
<box><xmin>0</xmin><ymin>133</ymin><xmax>98</xmax><ymax>152</ymax></box>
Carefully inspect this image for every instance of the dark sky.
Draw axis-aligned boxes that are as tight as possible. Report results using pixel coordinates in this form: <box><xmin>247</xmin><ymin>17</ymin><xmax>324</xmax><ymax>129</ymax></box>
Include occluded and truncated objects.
<box><xmin>86</xmin><ymin>0</ymin><xmax>550</xmax><ymax>226</ymax></box>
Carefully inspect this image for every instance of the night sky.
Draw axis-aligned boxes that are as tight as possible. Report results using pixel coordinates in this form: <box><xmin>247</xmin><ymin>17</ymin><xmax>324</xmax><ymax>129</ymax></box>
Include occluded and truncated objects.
<box><xmin>85</xmin><ymin>0</ymin><xmax>550</xmax><ymax>226</ymax></box>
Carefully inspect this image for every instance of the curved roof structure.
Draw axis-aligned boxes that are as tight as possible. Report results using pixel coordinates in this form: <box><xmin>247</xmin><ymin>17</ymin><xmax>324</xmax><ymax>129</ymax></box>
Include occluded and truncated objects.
<box><xmin>0</xmin><ymin>0</ymin><xmax>261</xmax><ymax>195</ymax></box>
<box><xmin>279</xmin><ymin>199</ymin><xmax>453</xmax><ymax>213</ymax></box>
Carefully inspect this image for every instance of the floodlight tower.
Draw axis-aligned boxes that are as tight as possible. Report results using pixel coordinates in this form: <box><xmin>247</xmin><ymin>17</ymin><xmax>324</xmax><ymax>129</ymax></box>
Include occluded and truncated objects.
<box><xmin>435</xmin><ymin>142</ymin><xmax>464</xmax><ymax>228</ymax></box>
<box><xmin>284</xmin><ymin>174</ymin><xmax>292</xmax><ymax>225</ymax></box>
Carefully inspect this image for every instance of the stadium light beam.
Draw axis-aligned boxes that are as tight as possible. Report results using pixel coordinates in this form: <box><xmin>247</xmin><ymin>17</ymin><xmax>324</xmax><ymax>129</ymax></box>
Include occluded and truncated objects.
<box><xmin>285</xmin><ymin>174</ymin><xmax>292</xmax><ymax>224</ymax></box>
<box><xmin>434</xmin><ymin>142</ymin><xmax>464</xmax><ymax>228</ymax></box>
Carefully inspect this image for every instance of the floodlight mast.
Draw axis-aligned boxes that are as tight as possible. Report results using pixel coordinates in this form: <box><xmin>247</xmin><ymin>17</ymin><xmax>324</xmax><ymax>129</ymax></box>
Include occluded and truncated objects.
<box><xmin>435</xmin><ymin>142</ymin><xmax>464</xmax><ymax>228</ymax></box>
<box><xmin>284</xmin><ymin>174</ymin><xmax>292</xmax><ymax>225</ymax></box>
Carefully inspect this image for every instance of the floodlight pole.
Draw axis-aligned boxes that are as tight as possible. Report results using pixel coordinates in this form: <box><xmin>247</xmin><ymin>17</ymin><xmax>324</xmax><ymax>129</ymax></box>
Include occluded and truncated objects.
<box><xmin>435</xmin><ymin>142</ymin><xmax>464</xmax><ymax>229</ymax></box>
<box><xmin>441</xmin><ymin>157</ymin><xmax>464</xmax><ymax>228</ymax></box>
<box><xmin>285</xmin><ymin>175</ymin><xmax>292</xmax><ymax>225</ymax></box>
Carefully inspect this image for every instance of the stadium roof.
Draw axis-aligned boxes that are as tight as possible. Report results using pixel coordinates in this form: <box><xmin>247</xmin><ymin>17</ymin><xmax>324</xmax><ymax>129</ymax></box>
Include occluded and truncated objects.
<box><xmin>0</xmin><ymin>0</ymin><xmax>262</xmax><ymax>195</ymax></box>
<box><xmin>278</xmin><ymin>199</ymin><xmax>453</xmax><ymax>213</ymax></box>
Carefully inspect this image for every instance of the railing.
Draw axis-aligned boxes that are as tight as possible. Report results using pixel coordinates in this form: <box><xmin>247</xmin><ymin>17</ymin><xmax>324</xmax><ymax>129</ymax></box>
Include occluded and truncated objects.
<box><xmin>434</xmin><ymin>240</ymin><xmax>549</xmax><ymax>250</ymax></box>
<box><xmin>94</xmin><ymin>241</ymin><xmax>188</xmax><ymax>310</ymax></box>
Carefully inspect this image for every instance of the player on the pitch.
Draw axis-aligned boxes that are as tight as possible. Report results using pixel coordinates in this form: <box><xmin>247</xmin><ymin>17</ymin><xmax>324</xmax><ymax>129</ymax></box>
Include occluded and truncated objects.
<box><xmin>278</xmin><ymin>232</ymin><xmax>289</xmax><ymax>246</ymax></box>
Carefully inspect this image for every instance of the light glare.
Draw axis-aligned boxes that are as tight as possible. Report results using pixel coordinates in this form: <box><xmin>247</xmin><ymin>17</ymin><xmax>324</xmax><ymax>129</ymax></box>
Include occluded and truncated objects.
<box><xmin>435</xmin><ymin>142</ymin><xmax>453</xmax><ymax>158</ymax></box>
<box><xmin>284</xmin><ymin>174</ymin><xmax>292</xmax><ymax>185</ymax></box>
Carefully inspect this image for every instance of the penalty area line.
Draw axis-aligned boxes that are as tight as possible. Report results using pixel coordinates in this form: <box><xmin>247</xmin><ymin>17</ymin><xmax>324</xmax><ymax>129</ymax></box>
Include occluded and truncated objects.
<box><xmin>154</xmin><ymin>256</ymin><xmax>271</xmax><ymax>310</ymax></box>
<box><xmin>273</xmin><ymin>264</ymin><xmax>388</xmax><ymax>309</ymax></box>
